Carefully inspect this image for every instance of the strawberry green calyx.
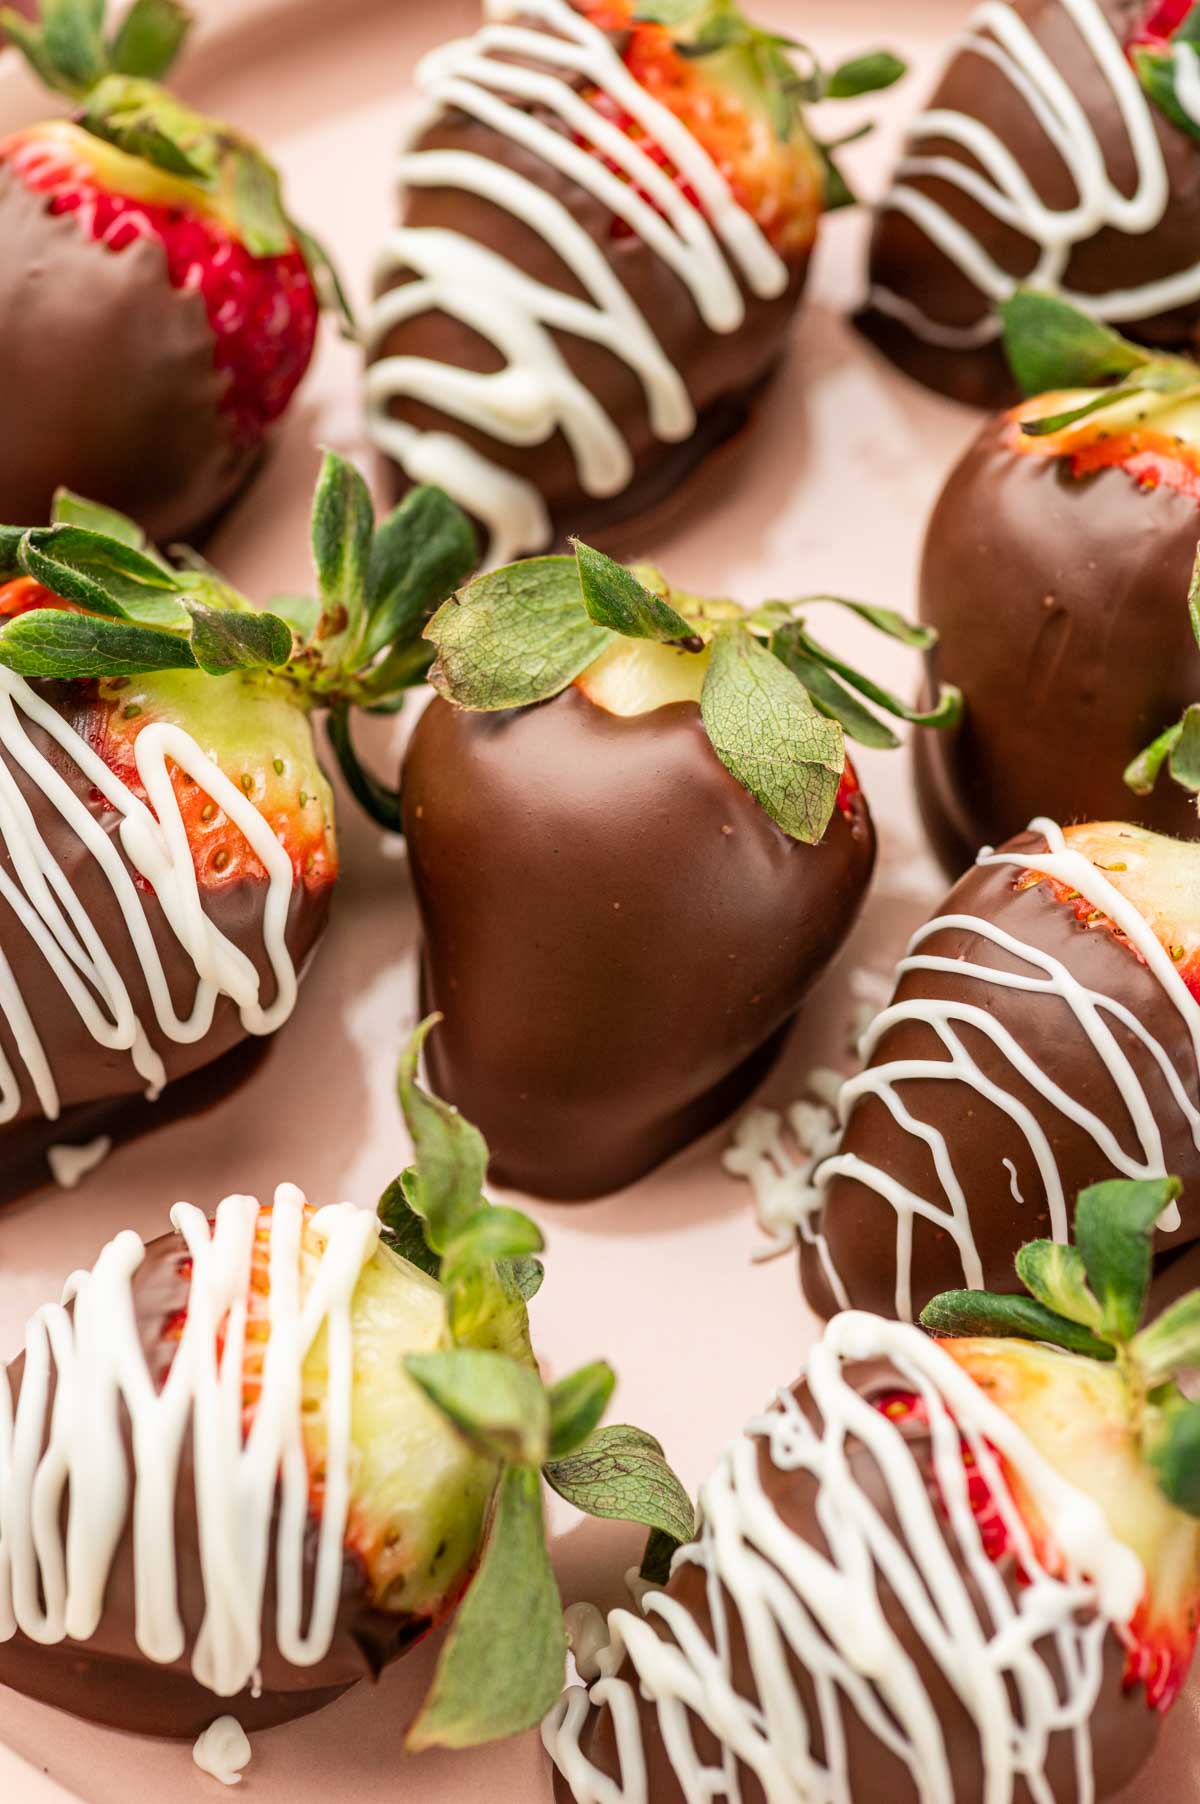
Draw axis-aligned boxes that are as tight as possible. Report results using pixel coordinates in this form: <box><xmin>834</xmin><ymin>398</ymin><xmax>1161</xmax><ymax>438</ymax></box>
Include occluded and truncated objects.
<box><xmin>0</xmin><ymin>456</ymin><xmax>479</xmax><ymax>831</ymax></box>
<box><xmin>922</xmin><ymin>1176</ymin><xmax>1200</xmax><ymax>1524</ymax></box>
<box><xmin>379</xmin><ymin>1016</ymin><xmax>695</xmax><ymax>1751</ymax></box>
<box><xmin>425</xmin><ymin>539</ymin><xmax>961</xmax><ymax>845</ymax></box>
<box><xmin>631</xmin><ymin>0</ymin><xmax>905</xmax><ymax>209</ymax></box>
<box><xmin>1001</xmin><ymin>289</ymin><xmax>1200</xmax><ymax>436</ymax></box>
<box><xmin>0</xmin><ymin>0</ymin><xmax>350</xmax><ymax>321</ymax></box>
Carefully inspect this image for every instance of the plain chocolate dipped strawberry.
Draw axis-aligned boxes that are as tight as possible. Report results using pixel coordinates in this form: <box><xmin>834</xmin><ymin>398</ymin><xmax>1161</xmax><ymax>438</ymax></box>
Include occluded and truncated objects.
<box><xmin>917</xmin><ymin>294</ymin><xmax>1200</xmax><ymax>875</ymax></box>
<box><xmin>403</xmin><ymin>542</ymin><xmax>960</xmax><ymax>1201</ymax></box>
<box><xmin>364</xmin><ymin>0</ymin><xmax>902</xmax><ymax>563</ymax></box>
<box><xmin>0</xmin><ymin>1024</ymin><xmax>693</xmax><ymax>1748</ymax></box>
<box><xmin>546</xmin><ymin>1180</ymin><xmax>1200</xmax><ymax>1804</ymax></box>
<box><xmin>0</xmin><ymin>0</ymin><xmax>347</xmax><ymax>543</ymax></box>
<box><xmin>0</xmin><ymin>461</ymin><xmax>476</xmax><ymax>1201</ymax></box>
<box><xmin>758</xmin><ymin>819</ymin><xmax>1200</xmax><ymax>1325</ymax></box>
<box><xmin>860</xmin><ymin>0</ymin><xmax>1200</xmax><ymax>409</ymax></box>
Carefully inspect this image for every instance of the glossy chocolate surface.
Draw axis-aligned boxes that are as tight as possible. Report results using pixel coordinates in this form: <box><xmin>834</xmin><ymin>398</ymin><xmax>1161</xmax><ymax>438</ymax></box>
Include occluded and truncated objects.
<box><xmin>368</xmin><ymin>19</ymin><xmax>810</xmax><ymax>546</ymax></box>
<box><xmin>553</xmin><ymin>1359</ymin><xmax>1159</xmax><ymax>1804</ymax></box>
<box><xmin>800</xmin><ymin>833</ymin><xmax>1200</xmax><ymax>1323</ymax></box>
<box><xmin>0</xmin><ymin>684</ymin><xmax>331</xmax><ymax>1203</ymax></box>
<box><xmin>860</xmin><ymin>0</ymin><xmax>1200</xmax><ymax>409</ymax></box>
<box><xmin>402</xmin><ymin>688</ymin><xmax>875</xmax><ymax>1201</ymax></box>
<box><xmin>0</xmin><ymin>1230</ymin><xmax>426</xmax><ymax>1738</ymax></box>
<box><xmin>915</xmin><ymin>414</ymin><xmax>1200</xmax><ymax>877</ymax></box>
<box><xmin>0</xmin><ymin>163</ymin><xmax>261</xmax><ymax>543</ymax></box>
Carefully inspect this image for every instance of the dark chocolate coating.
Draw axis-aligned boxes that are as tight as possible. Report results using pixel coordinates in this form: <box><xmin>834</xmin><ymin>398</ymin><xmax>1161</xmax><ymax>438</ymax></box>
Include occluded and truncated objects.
<box><xmin>368</xmin><ymin>10</ymin><xmax>811</xmax><ymax>547</ymax></box>
<box><xmin>0</xmin><ymin>1231</ymin><xmax>427</xmax><ymax>1738</ymax></box>
<box><xmin>915</xmin><ymin>413</ymin><xmax>1200</xmax><ymax>877</ymax></box>
<box><xmin>0</xmin><ymin>684</ymin><xmax>331</xmax><ymax>1201</ymax></box>
<box><xmin>0</xmin><ymin>161</ymin><xmax>261</xmax><ymax>543</ymax></box>
<box><xmin>800</xmin><ymin>832</ymin><xmax>1200</xmax><ymax>1323</ymax></box>
<box><xmin>553</xmin><ymin>1359</ymin><xmax>1160</xmax><ymax>1804</ymax></box>
<box><xmin>402</xmin><ymin>688</ymin><xmax>876</xmax><ymax>1201</ymax></box>
<box><xmin>860</xmin><ymin>0</ymin><xmax>1200</xmax><ymax>409</ymax></box>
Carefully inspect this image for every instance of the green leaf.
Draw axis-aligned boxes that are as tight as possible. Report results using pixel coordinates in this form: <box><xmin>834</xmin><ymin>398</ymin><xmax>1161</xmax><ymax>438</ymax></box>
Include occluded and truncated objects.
<box><xmin>699</xmin><ymin>623</ymin><xmax>845</xmax><ymax>843</ymax></box>
<box><xmin>43</xmin><ymin>0</ymin><xmax>107</xmax><ymax>90</ymax></box>
<box><xmin>81</xmin><ymin>74</ymin><xmax>215</xmax><ymax>181</ymax></box>
<box><xmin>1000</xmin><ymin>291</ymin><xmax>1151</xmax><ymax>397</ymax></box>
<box><xmin>396</xmin><ymin>1016</ymin><xmax>490</xmax><ymax>1255</ymax></box>
<box><xmin>919</xmin><ymin>1289</ymin><xmax>1116</xmax><ymax>1359</ymax></box>
<box><xmin>290</xmin><ymin>220</ymin><xmax>355</xmax><ymax>331</ymax></box>
<box><xmin>505</xmin><ymin>1256</ymin><xmax>545</xmax><ymax>1304</ymax></box>
<box><xmin>0</xmin><ymin>527</ymin><xmax>24</xmax><ymax>577</ymax></box>
<box><xmin>18</xmin><ymin>525</ymin><xmax>186</xmax><ymax>627</ymax></box>
<box><xmin>268</xmin><ymin>591</ymin><xmax>322</xmax><ymax>643</ymax></box>
<box><xmin>1169</xmin><ymin>704</ymin><xmax>1200</xmax><ymax>792</ymax></box>
<box><xmin>51</xmin><ymin>489</ymin><xmax>158</xmax><ymax>557</ymax></box>
<box><xmin>1147</xmin><ymin>1395</ymin><xmax>1200</xmax><ymax>1518</ymax></box>
<box><xmin>0</xmin><ymin>12</ymin><xmax>63</xmax><ymax>91</ymax></box>
<box><xmin>362</xmin><ymin>485</ymin><xmax>478</xmax><ymax>666</ymax></box>
<box><xmin>377</xmin><ymin>1170</ymin><xmax>441</xmax><ymax>1280</ymax></box>
<box><xmin>1014</xmin><ymin>1240</ymin><xmax>1104</xmax><ymax>1332</ymax></box>
<box><xmin>640</xmin><ymin>1525</ymin><xmax>682</xmax><ymax>1585</ymax></box>
<box><xmin>816</xmin><ymin>137</ymin><xmax>858</xmax><ymax>211</ymax></box>
<box><xmin>108</xmin><ymin>0</ymin><xmax>190</xmax><ymax>80</ymax></box>
<box><xmin>228</xmin><ymin>146</ymin><xmax>291</xmax><ymax>259</ymax></box>
<box><xmin>0</xmin><ymin>609</ymin><xmax>197</xmax><ymax>679</ymax></box>
<box><xmin>407</xmin><ymin>1464</ymin><xmax>566</xmax><ymax>1751</ymax></box>
<box><xmin>1126</xmin><ymin>719</ymin><xmax>1184</xmax><ymax>796</ymax></box>
<box><xmin>826</xmin><ymin>50</ymin><xmax>905</xmax><ymax>98</ymax></box>
<box><xmin>544</xmin><ymin>1424</ymin><xmax>696</xmax><ymax>1545</ymax></box>
<box><xmin>548</xmin><ymin>1362</ymin><xmax>617</xmax><ymax>1460</ymax></box>
<box><xmin>790</xmin><ymin>629</ymin><xmax>963</xmax><ymax>731</ymax></box>
<box><xmin>1075</xmin><ymin>1176</ymin><xmax>1182</xmax><ymax>1343</ymax></box>
<box><xmin>633</xmin><ymin>0</ymin><xmax>708</xmax><ymax>22</ymax></box>
<box><xmin>442</xmin><ymin>1206</ymin><xmax>546</xmax><ymax>1283</ymax></box>
<box><xmin>769</xmin><ymin>628</ymin><xmax>899</xmax><ymax>748</ymax></box>
<box><xmin>325</xmin><ymin>703</ymin><xmax>405</xmax><ymax>835</ymax></box>
<box><xmin>1137</xmin><ymin>28</ymin><xmax>1200</xmax><ymax>147</ymax></box>
<box><xmin>573</xmin><ymin>540</ymin><xmax>698</xmax><ymax>645</ymax></box>
<box><xmin>1018</xmin><ymin>382</ymin><xmax>1151</xmax><ymax>437</ymax></box>
<box><xmin>181</xmin><ymin>597</ymin><xmax>293</xmax><ymax>675</ymax></box>
<box><xmin>310</xmin><ymin>451</ymin><xmax>375</xmax><ymax>666</ymax></box>
<box><xmin>426</xmin><ymin>556</ymin><xmax>613</xmax><ymax>711</ymax></box>
<box><xmin>797</xmin><ymin>594</ymin><xmax>939</xmax><ymax>650</ymax></box>
<box><xmin>406</xmin><ymin>1348</ymin><xmax>550</xmax><ymax>1466</ymax></box>
<box><xmin>1189</xmin><ymin>544</ymin><xmax>1200</xmax><ymax>652</ymax></box>
<box><xmin>1134</xmin><ymin>1290</ymin><xmax>1200</xmax><ymax>1388</ymax></box>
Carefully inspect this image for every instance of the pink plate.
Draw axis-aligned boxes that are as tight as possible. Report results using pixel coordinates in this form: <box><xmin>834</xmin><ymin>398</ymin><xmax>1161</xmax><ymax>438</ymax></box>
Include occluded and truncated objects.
<box><xmin>0</xmin><ymin>1</ymin><xmax>1195</xmax><ymax>1798</ymax></box>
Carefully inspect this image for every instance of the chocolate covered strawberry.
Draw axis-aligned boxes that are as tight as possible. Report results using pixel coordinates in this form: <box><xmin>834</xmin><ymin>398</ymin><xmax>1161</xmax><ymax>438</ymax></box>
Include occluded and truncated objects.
<box><xmin>742</xmin><ymin>817</ymin><xmax>1200</xmax><ymax>1324</ymax></box>
<box><xmin>0</xmin><ymin>461</ymin><xmax>476</xmax><ymax>1200</ymax></box>
<box><xmin>916</xmin><ymin>293</ymin><xmax>1200</xmax><ymax>873</ymax></box>
<box><xmin>861</xmin><ymin>0</ymin><xmax>1200</xmax><ymax>409</ymax></box>
<box><xmin>547</xmin><ymin>1179</ymin><xmax>1200</xmax><ymax>1804</ymax></box>
<box><xmin>402</xmin><ymin>541</ymin><xmax>959</xmax><ymax>1201</ymax></box>
<box><xmin>0</xmin><ymin>1021</ymin><xmax>694</xmax><ymax>1749</ymax></box>
<box><xmin>0</xmin><ymin>0</ymin><xmax>348</xmax><ymax>542</ymax></box>
<box><xmin>364</xmin><ymin>0</ymin><xmax>903</xmax><ymax>563</ymax></box>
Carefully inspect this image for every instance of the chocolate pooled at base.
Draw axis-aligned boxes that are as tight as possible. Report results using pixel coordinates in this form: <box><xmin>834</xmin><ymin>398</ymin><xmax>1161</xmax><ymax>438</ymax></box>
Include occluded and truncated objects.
<box><xmin>402</xmin><ymin>687</ymin><xmax>876</xmax><ymax>1201</ymax></box>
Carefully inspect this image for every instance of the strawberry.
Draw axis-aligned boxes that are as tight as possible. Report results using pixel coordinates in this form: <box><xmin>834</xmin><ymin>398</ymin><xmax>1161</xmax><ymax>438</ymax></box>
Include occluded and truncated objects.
<box><xmin>546</xmin><ymin>1180</ymin><xmax>1200</xmax><ymax>1804</ymax></box>
<box><xmin>0</xmin><ymin>460</ymin><xmax>477</xmax><ymax>1201</ymax></box>
<box><xmin>792</xmin><ymin>816</ymin><xmax>1200</xmax><ymax>1327</ymax></box>
<box><xmin>403</xmin><ymin>541</ymin><xmax>956</xmax><ymax>1200</ymax></box>
<box><xmin>0</xmin><ymin>1021</ymin><xmax>695</xmax><ymax>1748</ymax></box>
<box><xmin>916</xmin><ymin>293</ymin><xmax>1200</xmax><ymax>870</ymax></box>
<box><xmin>0</xmin><ymin>0</ymin><xmax>347</xmax><ymax>543</ymax></box>
<box><xmin>574</xmin><ymin>0</ymin><xmax>823</xmax><ymax>259</ymax></box>
<box><xmin>1131</xmin><ymin>0</ymin><xmax>1197</xmax><ymax>52</ymax></box>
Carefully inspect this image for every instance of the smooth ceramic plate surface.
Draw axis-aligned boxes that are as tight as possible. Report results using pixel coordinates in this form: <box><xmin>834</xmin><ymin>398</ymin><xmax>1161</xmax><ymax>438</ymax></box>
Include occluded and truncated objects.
<box><xmin>1</xmin><ymin>1</ymin><xmax>1197</xmax><ymax>1798</ymax></box>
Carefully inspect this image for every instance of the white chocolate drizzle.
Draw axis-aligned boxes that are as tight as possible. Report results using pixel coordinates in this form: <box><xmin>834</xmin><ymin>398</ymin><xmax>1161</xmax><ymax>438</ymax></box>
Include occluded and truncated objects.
<box><xmin>0</xmin><ymin>665</ymin><xmax>298</xmax><ymax>1129</ymax></box>
<box><xmin>870</xmin><ymin>0</ymin><xmax>1200</xmax><ymax>351</ymax></box>
<box><xmin>543</xmin><ymin>1311</ymin><xmax>1144</xmax><ymax>1804</ymax></box>
<box><xmin>0</xmin><ymin>1186</ymin><xmax>380</xmax><ymax>1699</ymax></box>
<box><xmin>731</xmin><ymin>819</ymin><xmax>1200</xmax><ymax>1323</ymax></box>
<box><xmin>193</xmin><ymin>1715</ymin><xmax>252</xmax><ymax>1786</ymax></box>
<box><xmin>46</xmin><ymin>1135</ymin><xmax>112</xmax><ymax>1191</ymax></box>
<box><xmin>364</xmin><ymin>0</ymin><xmax>788</xmax><ymax>565</ymax></box>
